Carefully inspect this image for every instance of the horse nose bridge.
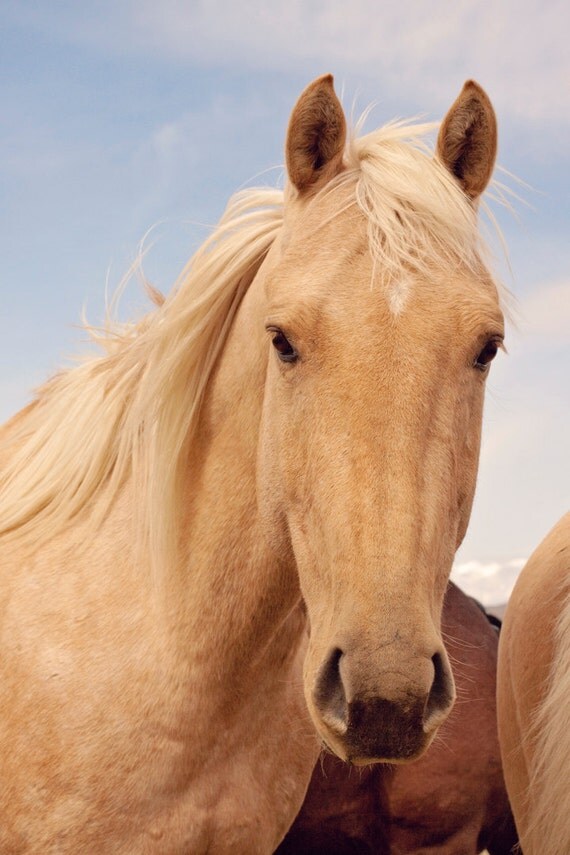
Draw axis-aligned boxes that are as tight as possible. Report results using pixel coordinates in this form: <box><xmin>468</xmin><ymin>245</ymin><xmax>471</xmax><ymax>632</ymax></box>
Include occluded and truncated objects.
<box><xmin>313</xmin><ymin>465</ymin><xmax>452</xmax><ymax>570</ymax></box>
<box><xmin>325</xmin><ymin>568</ymin><xmax>446</xmax><ymax>641</ymax></box>
<box><xmin>329</xmin><ymin>399</ymin><xmax>459</xmax><ymax>525</ymax></box>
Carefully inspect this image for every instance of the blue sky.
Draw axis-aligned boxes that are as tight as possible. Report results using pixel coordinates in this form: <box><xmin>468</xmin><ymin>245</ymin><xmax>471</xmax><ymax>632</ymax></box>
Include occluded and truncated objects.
<box><xmin>2</xmin><ymin>1</ymin><xmax>569</xmax><ymax>601</ymax></box>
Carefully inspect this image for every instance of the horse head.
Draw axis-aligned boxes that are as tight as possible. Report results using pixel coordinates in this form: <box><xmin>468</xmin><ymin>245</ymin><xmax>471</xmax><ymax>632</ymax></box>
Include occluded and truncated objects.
<box><xmin>254</xmin><ymin>76</ymin><xmax>502</xmax><ymax>764</ymax></box>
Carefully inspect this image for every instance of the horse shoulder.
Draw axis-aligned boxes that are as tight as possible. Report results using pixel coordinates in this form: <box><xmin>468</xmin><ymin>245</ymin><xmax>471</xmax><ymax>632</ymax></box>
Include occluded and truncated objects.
<box><xmin>498</xmin><ymin>512</ymin><xmax>570</xmax><ymax>850</ymax></box>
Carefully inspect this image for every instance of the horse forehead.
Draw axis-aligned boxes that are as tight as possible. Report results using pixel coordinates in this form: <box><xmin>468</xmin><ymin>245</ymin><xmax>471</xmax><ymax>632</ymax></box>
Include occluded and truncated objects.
<box><xmin>268</xmin><ymin>259</ymin><xmax>500</xmax><ymax>337</ymax></box>
<box><xmin>284</xmin><ymin>213</ymin><xmax>369</xmax><ymax>273</ymax></box>
<box><xmin>271</xmin><ymin>211</ymin><xmax>500</xmax><ymax>328</ymax></box>
<box><xmin>266</xmin><ymin>230</ymin><xmax>372</xmax><ymax>306</ymax></box>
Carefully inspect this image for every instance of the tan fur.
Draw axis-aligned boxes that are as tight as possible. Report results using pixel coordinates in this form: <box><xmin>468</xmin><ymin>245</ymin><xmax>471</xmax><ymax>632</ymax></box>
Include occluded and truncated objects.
<box><xmin>497</xmin><ymin>513</ymin><xmax>570</xmax><ymax>854</ymax></box>
<box><xmin>0</xmin><ymin>77</ymin><xmax>502</xmax><ymax>852</ymax></box>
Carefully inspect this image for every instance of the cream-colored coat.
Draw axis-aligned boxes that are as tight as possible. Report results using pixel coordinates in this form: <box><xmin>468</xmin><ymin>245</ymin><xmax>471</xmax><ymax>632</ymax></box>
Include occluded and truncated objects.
<box><xmin>498</xmin><ymin>513</ymin><xmax>570</xmax><ymax>855</ymax></box>
<box><xmin>0</xmin><ymin>76</ymin><xmax>502</xmax><ymax>852</ymax></box>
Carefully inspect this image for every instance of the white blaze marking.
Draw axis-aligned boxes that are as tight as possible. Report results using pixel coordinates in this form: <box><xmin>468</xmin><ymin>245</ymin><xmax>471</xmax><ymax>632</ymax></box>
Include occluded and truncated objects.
<box><xmin>387</xmin><ymin>277</ymin><xmax>411</xmax><ymax>316</ymax></box>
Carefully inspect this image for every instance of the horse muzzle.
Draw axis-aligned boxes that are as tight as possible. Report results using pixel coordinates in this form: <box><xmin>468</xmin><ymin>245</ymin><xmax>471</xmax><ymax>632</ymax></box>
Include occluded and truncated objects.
<box><xmin>310</xmin><ymin>644</ymin><xmax>455</xmax><ymax>764</ymax></box>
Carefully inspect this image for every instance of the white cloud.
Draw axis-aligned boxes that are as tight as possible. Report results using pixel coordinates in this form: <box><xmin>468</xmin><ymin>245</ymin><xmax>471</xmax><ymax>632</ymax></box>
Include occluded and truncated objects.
<box><xmin>6</xmin><ymin>1</ymin><xmax>570</xmax><ymax>125</ymax></box>
<box><xmin>518</xmin><ymin>279</ymin><xmax>570</xmax><ymax>341</ymax></box>
<box><xmin>125</xmin><ymin>0</ymin><xmax>570</xmax><ymax>126</ymax></box>
<box><xmin>451</xmin><ymin>557</ymin><xmax>526</xmax><ymax>606</ymax></box>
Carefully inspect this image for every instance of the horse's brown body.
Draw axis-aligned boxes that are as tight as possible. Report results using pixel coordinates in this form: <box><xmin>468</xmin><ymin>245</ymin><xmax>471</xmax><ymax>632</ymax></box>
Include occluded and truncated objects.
<box><xmin>497</xmin><ymin>513</ymin><xmax>570</xmax><ymax>854</ymax></box>
<box><xmin>279</xmin><ymin>583</ymin><xmax>518</xmax><ymax>855</ymax></box>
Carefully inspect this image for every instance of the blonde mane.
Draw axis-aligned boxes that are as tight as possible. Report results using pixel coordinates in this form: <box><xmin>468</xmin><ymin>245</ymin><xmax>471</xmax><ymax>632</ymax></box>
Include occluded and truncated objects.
<box><xmin>0</xmin><ymin>119</ymin><xmax>497</xmax><ymax>572</ymax></box>
<box><xmin>348</xmin><ymin>120</ymin><xmax>487</xmax><ymax>276</ymax></box>
<box><xmin>0</xmin><ymin>188</ymin><xmax>284</xmax><ymax>569</ymax></box>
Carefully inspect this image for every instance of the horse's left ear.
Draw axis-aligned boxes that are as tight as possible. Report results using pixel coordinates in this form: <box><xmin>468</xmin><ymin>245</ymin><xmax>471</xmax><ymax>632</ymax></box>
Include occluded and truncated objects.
<box><xmin>286</xmin><ymin>74</ymin><xmax>346</xmax><ymax>195</ymax></box>
<box><xmin>437</xmin><ymin>80</ymin><xmax>497</xmax><ymax>200</ymax></box>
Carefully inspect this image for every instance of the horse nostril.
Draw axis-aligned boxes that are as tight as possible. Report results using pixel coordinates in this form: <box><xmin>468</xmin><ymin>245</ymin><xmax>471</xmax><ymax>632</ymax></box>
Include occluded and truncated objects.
<box><xmin>423</xmin><ymin>651</ymin><xmax>454</xmax><ymax>732</ymax></box>
<box><xmin>314</xmin><ymin>647</ymin><xmax>348</xmax><ymax>735</ymax></box>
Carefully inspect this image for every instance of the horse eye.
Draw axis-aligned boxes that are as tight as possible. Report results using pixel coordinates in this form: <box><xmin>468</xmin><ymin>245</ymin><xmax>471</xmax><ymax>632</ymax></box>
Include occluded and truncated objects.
<box><xmin>269</xmin><ymin>328</ymin><xmax>298</xmax><ymax>363</ymax></box>
<box><xmin>474</xmin><ymin>339</ymin><xmax>500</xmax><ymax>372</ymax></box>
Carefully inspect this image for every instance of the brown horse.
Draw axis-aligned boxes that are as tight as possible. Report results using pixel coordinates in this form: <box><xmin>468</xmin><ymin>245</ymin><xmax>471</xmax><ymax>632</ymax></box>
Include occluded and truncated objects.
<box><xmin>279</xmin><ymin>582</ymin><xmax>518</xmax><ymax>854</ymax></box>
<box><xmin>0</xmin><ymin>76</ymin><xmax>504</xmax><ymax>852</ymax></box>
<box><xmin>497</xmin><ymin>512</ymin><xmax>570</xmax><ymax>854</ymax></box>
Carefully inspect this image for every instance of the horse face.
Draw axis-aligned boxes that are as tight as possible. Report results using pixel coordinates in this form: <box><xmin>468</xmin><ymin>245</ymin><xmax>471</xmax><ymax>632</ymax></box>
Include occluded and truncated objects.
<box><xmin>256</xmin><ymin>76</ymin><xmax>502</xmax><ymax>764</ymax></box>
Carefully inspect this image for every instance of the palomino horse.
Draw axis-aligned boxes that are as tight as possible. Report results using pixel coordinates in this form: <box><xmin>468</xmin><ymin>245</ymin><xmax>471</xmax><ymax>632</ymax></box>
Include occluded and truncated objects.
<box><xmin>0</xmin><ymin>76</ymin><xmax>504</xmax><ymax>852</ymax></box>
<box><xmin>498</xmin><ymin>512</ymin><xmax>570</xmax><ymax>854</ymax></box>
<box><xmin>279</xmin><ymin>583</ymin><xmax>518</xmax><ymax>855</ymax></box>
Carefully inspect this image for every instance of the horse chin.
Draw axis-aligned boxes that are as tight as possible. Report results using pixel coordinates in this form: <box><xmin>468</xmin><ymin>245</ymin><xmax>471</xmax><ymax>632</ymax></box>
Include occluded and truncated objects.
<box><xmin>321</xmin><ymin>735</ymin><xmax>433</xmax><ymax>767</ymax></box>
<box><xmin>321</xmin><ymin>728</ymin><xmax>436</xmax><ymax>767</ymax></box>
<box><xmin>312</xmin><ymin>701</ymin><xmax>444</xmax><ymax>767</ymax></box>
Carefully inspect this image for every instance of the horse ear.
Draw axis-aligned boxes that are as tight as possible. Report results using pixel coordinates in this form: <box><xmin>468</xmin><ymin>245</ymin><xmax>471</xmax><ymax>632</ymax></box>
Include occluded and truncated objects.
<box><xmin>437</xmin><ymin>80</ymin><xmax>497</xmax><ymax>200</ymax></box>
<box><xmin>286</xmin><ymin>74</ymin><xmax>346</xmax><ymax>195</ymax></box>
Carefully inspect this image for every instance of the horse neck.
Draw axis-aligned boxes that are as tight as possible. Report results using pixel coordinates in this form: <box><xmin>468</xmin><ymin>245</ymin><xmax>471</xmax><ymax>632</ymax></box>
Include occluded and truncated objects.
<box><xmin>172</xmin><ymin>263</ymin><xmax>304</xmax><ymax>694</ymax></box>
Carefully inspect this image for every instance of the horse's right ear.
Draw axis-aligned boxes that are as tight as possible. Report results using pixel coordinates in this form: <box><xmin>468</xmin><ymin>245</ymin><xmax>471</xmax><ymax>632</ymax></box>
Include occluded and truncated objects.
<box><xmin>286</xmin><ymin>75</ymin><xmax>346</xmax><ymax>195</ymax></box>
